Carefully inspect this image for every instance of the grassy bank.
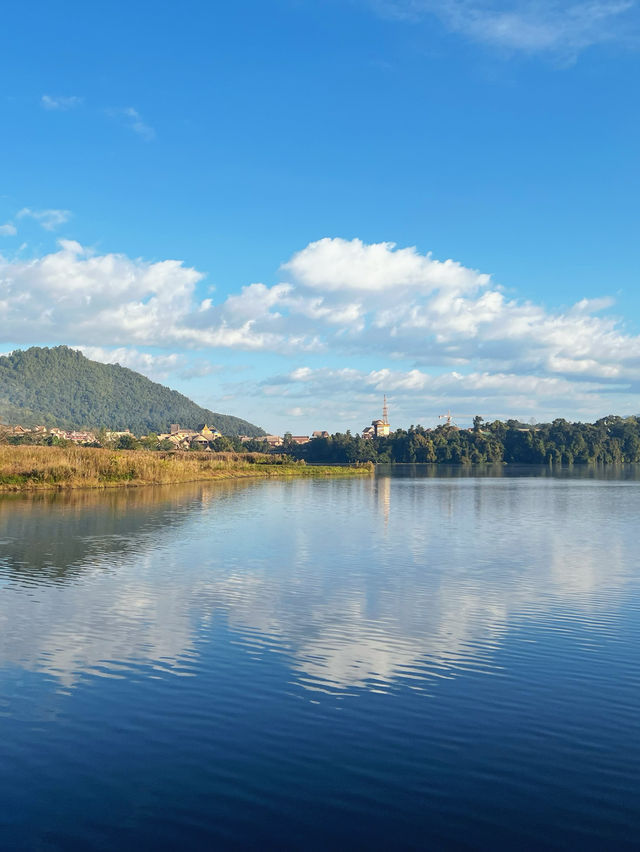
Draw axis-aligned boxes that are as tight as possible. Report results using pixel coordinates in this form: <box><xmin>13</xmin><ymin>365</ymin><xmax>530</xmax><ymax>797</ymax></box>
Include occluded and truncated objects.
<box><xmin>0</xmin><ymin>445</ymin><xmax>373</xmax><ymax>491</ymax></box>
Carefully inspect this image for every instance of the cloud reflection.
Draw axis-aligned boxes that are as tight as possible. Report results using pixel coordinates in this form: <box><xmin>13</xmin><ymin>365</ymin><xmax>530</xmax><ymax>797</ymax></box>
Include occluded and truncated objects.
<box><xmin>0</xmin><ymin>474</ymin><xmax>634</xmax><ymax>694</ymax></box>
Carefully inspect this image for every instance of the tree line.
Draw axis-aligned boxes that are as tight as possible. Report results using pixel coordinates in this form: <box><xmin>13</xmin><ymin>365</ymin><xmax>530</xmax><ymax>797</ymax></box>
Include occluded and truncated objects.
<box><xmin>5</xmin><ymin>415</ymin><xmax>640</xmax><ymax>464</ymax></box>
<box><xmin>286</xmin><ymin>416</ymin><xmax>640</xmax><ymax>465</ymax></box>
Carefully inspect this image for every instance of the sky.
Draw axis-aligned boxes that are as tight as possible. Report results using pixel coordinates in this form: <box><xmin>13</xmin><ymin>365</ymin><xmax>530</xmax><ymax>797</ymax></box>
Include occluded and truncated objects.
<box><xmin>1</xmin><ymin>0</ymin><xmax>639</xmax><ymax>434</ymax></box>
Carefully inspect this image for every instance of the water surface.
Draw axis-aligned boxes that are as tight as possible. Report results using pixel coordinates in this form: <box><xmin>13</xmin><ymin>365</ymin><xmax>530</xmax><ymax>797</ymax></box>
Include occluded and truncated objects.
<box><xmin>1</xmin><ymin>468</ymin><xmax>639</xmax><ymax>850</ymax></box>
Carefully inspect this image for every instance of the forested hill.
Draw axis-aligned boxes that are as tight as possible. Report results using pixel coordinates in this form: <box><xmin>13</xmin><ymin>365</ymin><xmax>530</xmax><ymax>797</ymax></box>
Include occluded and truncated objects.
<box><xmin>0</xmin><ymin>346</ymin><xmax>265</xmax><ymax>437</ymax></box>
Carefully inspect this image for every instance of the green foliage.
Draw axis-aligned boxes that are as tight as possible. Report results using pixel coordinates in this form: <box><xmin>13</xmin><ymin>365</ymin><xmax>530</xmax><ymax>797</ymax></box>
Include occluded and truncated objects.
<box><xmin>287</xmin><ymin>417</ymin><xmax>640</xmax><ymax>465</ymax></box>
<box><xmin>240</xmin><ymin>438</ymin><xmax>269</xmax><ymax>453</ymax></box>
<box><xmin>211</xmin><ymin>436</ymin><xmax>234</xmax><ymax>452</ymax></box>
<box><xmin>115</xmin><ymin>434</ymin><xmax>139</xmax><ymax>451</ymax></box>
<box><xmin>0</xmin><ymin>346</ymin><xmax>264</xmax><ymax>437</ymax></box>
<box><xmin>139</xmin><ymin>432</ymin><xmax>159</xmax><ymax>450</ymax></box>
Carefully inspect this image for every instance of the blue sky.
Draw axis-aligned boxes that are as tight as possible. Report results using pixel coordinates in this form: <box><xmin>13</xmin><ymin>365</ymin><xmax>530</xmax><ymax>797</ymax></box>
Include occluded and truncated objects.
<box><xmin>1</xmin><ymin>0</ymin><xmax>639</xmax><ymax>433</ymax></box>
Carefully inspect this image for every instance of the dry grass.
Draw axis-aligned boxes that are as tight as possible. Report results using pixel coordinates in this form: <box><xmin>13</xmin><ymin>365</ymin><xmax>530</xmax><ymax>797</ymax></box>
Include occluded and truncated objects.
<box><xmin>0</xmin><ymin>445</ymin><xmax>372</xmax><ymax>491</ymax></box>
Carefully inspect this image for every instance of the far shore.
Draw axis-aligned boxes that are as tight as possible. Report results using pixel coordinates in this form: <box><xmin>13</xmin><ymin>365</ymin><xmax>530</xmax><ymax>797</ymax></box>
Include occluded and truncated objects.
<box><xmin>0</xmin><ymin>445</ymin><xmax>373</xmax><ymax>492</ymax></box>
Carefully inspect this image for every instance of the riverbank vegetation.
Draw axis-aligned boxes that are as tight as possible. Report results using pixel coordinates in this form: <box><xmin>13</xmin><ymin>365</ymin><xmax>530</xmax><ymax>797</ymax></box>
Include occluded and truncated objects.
<box><xmin>290</xmin><ymin>416</ymin><xmax>640</xmax><ymax>465</ymax></box>
<box><xmin>0</xmin><ymin>446</ymin><xmax>372</xmax><ymax>491</ymax></box>
<box><xmin>5</xmin><ymin>415</ymin><xmax>640</xmax><ymax>469</ymax></box>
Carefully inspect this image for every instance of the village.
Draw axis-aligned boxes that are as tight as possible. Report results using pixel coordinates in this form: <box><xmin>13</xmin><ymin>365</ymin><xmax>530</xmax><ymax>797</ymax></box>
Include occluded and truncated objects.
<box><xmin>0</xmin><ymin>423</ymin><xmax>226</xmax><ymax>449</ymax></box>
<box><xmin>0</xmin><ymin>398</ymin><xmax>396</xmax><ymax>450</ymax></box>
<box><xmin>0</xmin><ymin>423</ymin><xmax>343</xmax><ymax>449</ymax></box>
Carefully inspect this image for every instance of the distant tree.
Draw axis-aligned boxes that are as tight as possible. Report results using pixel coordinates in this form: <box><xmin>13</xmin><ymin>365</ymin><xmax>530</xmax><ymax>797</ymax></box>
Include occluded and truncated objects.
<box><xmin>140</xmin><ymin>432</ymin><xmax>159</xmax><ymax>450</ymax></box>
<box><xmin>243</xmin><ymin>438</ymin><xmax>270</xmax><ymax>453</ymax></box>
<box><xmin>211</xmin><ymin>436</ymin><xmax>233</xmax><ymax>452</ymax></box>
<box><xmin>115</xmin><ymin>434</ymin><xmax>139</xmax><ymax>450</ymax></box>
<box><xmin>282</xmin><ymin>432</ymin><xmax>294</xmax><ymax>451</ymax></box>
<box><xmin>285</xmin><ymin>416</ymin><xmax>640</xmax><ymax>466</ymax></box>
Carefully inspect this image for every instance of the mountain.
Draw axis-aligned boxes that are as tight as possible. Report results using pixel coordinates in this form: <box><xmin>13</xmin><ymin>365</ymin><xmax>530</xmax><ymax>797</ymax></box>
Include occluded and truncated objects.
<box><xmin>0</xmin><ymin>346</ymin><xmax>265</xmax><ymax>437</ymax></box>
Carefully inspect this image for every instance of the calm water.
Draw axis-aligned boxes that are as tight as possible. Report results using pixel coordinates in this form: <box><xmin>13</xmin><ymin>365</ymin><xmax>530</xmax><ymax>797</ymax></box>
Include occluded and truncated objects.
<box><xmin>1</xmin><ymin>467</ymin><xmax>639</xmax><ymax>850</ymax></box>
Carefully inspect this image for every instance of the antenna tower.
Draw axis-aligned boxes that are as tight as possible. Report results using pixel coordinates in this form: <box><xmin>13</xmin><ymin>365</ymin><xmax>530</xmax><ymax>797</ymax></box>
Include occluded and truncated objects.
<box><xmin>382</xmin><ymin>394</ymin><xmax>389</xmax><ymax>425</ymax></box>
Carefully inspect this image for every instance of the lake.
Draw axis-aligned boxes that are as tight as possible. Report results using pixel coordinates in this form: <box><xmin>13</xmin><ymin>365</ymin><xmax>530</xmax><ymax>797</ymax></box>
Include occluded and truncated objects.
<box><xmin>1</xmin><ymin>467</ymin><xmax>639</xmax><ymax>850</ymax></box>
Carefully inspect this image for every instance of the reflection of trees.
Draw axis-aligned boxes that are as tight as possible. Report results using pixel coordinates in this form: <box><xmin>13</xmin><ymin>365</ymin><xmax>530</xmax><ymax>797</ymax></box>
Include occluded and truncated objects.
<box><xmin>376</xmin><ymin>462</ymin><xmax>640</xmax><ymax>481</ymax></box>
<box><xmin>0</xmin><ymin>480</ymin><xmax>253</xmax><ymax>584</ymax></box>
<box><xmin>0</xmin><ymin>480</ymin><xmax>260</xmax><ymax>687</ymax></box>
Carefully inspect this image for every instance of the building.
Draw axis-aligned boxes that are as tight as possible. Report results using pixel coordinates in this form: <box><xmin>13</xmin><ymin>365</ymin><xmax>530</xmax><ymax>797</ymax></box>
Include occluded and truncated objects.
<box><xmin>190</xmin><ymin>434</ymin><xmax>210</xmax><ymax>449</ymax></box>
<box><xmin>371</xmin><ymin>419</ymin><xmax>390</xmax><ymax>437</ymax></box>
<box><xmin>196</xmin><ymin>424</ymin><xmax>222</xmax><ymax>440</ymax></box>
<box><xmin>166</xmin><ymin>424</ymin><xmax>222</xmax><ymax>443</ymax></box>
<box><xmin>290</xmin><ymin>436</ymin><xmax>310</xmax><ymax>445</ymax></box>
<box><xmin>263</xmin><ymin>435</ymin><xmax>283</xmax><ymax>447</ymax></box>
<box><xmin>156</xmin><ymin>423</ymin><xmax>219</xmax><ymax>450</ymax></box>
<box><xmin>160</xmin><ymin>433</ymin><xmax>185</xmax><ymax>448</ymax></box>
<box><xmin>364</xmin><ymin>396</ymin><xmax>391</xmax><ymax>438</ymax></box>
<box><xmin>105</xmin><ymin>429</ymin><xmax>133</xmax><ymax>441</ymax></box>
<box><xmin>312</xmin><ymin>430</ymin><xmax>330</xmax><ymax>439</ymax></box>
<box><xmin>168</xmin><ymin>425</ymin><xmax>198</xmax><ymax>439</ymax></box>
<box><xmin>66</xmin><ymin>430</ymin><xmax>98</xmax><ymax>444</ymax></box>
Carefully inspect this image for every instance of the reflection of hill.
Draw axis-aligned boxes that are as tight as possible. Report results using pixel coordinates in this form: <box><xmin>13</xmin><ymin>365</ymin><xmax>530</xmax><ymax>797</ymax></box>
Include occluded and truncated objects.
<box><xmin>0</xmin><ymin>480</ymin><xmax>260</xmax><ymax>687</ymax></box>
<box><xmin>0</xmin><ymin>480</ymin><xmax>253</xmax><ymax>584</ymax></box>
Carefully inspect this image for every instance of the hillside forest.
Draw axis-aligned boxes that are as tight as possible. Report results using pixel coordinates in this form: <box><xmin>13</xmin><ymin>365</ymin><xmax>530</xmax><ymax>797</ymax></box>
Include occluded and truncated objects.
<box><xmin>0</xmin><ymin>346</ymin><xmax>264</xmax><ymax>437</ymax></box>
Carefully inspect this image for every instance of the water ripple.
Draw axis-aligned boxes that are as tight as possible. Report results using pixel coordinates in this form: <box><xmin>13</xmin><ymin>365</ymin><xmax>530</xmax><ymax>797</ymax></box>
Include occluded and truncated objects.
<box><xmin>0</xmin><ymin>474</ymin><xmax>639</xmax><ymax>849</ymax></box>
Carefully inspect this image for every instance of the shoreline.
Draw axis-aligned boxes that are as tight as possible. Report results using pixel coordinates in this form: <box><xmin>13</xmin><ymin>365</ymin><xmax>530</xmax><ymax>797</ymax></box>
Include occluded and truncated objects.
<box><xmin>0</xmin><ymin>445</ymin><xmax>373</xmax><ymax>492</ymax></box>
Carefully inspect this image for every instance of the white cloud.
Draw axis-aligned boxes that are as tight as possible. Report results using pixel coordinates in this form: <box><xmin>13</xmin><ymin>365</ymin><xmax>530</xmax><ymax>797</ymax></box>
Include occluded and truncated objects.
<box><xmin>107</xmin><ymin>107</ymin><xmax>155</xmax><ymax>140</ymax></box>
<box><xmin>368</xmin><ymin>0</ymin><xmax>637</xmax><ymax>57</ymax></box>
<box><xmin>277</xmin><ymin>238</ymin><xmax>640</xmax><ymax>387</ymax></box>
<box><xmin>258</xmin><ymin>364</ymin><xmax>626</xmax><ymax>426</ymax></box>
<box><xmin>0</xmin><ymin>223</ymin><xmax>16</xmax><ymax>237</ymax></box>
<box><xmin>75</xmin><ymin>346</ymin><xmax>221</xmax><ymax>381</ymax></box>
<box><xmin>221</xmin><ymin>282</ymin><xmax>292</xmax><ymax>321</ymax></box>
<box><xmin>17</xmin><ymin>207</ymin><xmax>72</xmax><ymax>231</ymax></box>
<box><xmin>75</xmin><ymin>346</ymin><xmax>188</xmax><ymax>378</ymax></box>
<box><xmin>4</xmin><ymin>235</ymin><xmax>640</xmax><ymax>425</ymax></box>
<box><xmin>278</xmin><ymin>364</ymin><xmax>609</xmax><ymax>398</ymax></box>
<box><xmin>0</xmin><ymin>241</ymin><xmax>204</xmax><ymax>347</ymax></box>
<box><xmin>282</xmin><ymin>237</ymin><xmax>488</xmax><ymax>293</ymax></box>
<box><xmin>0</xmin><ymin>241</ymin><xmax>301</xmax><ymax>353</ymax></box>
<box><xmin>41</xmin><ymin>94</ymin><xmax>83</xmax><ymax>110</ymax></box>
